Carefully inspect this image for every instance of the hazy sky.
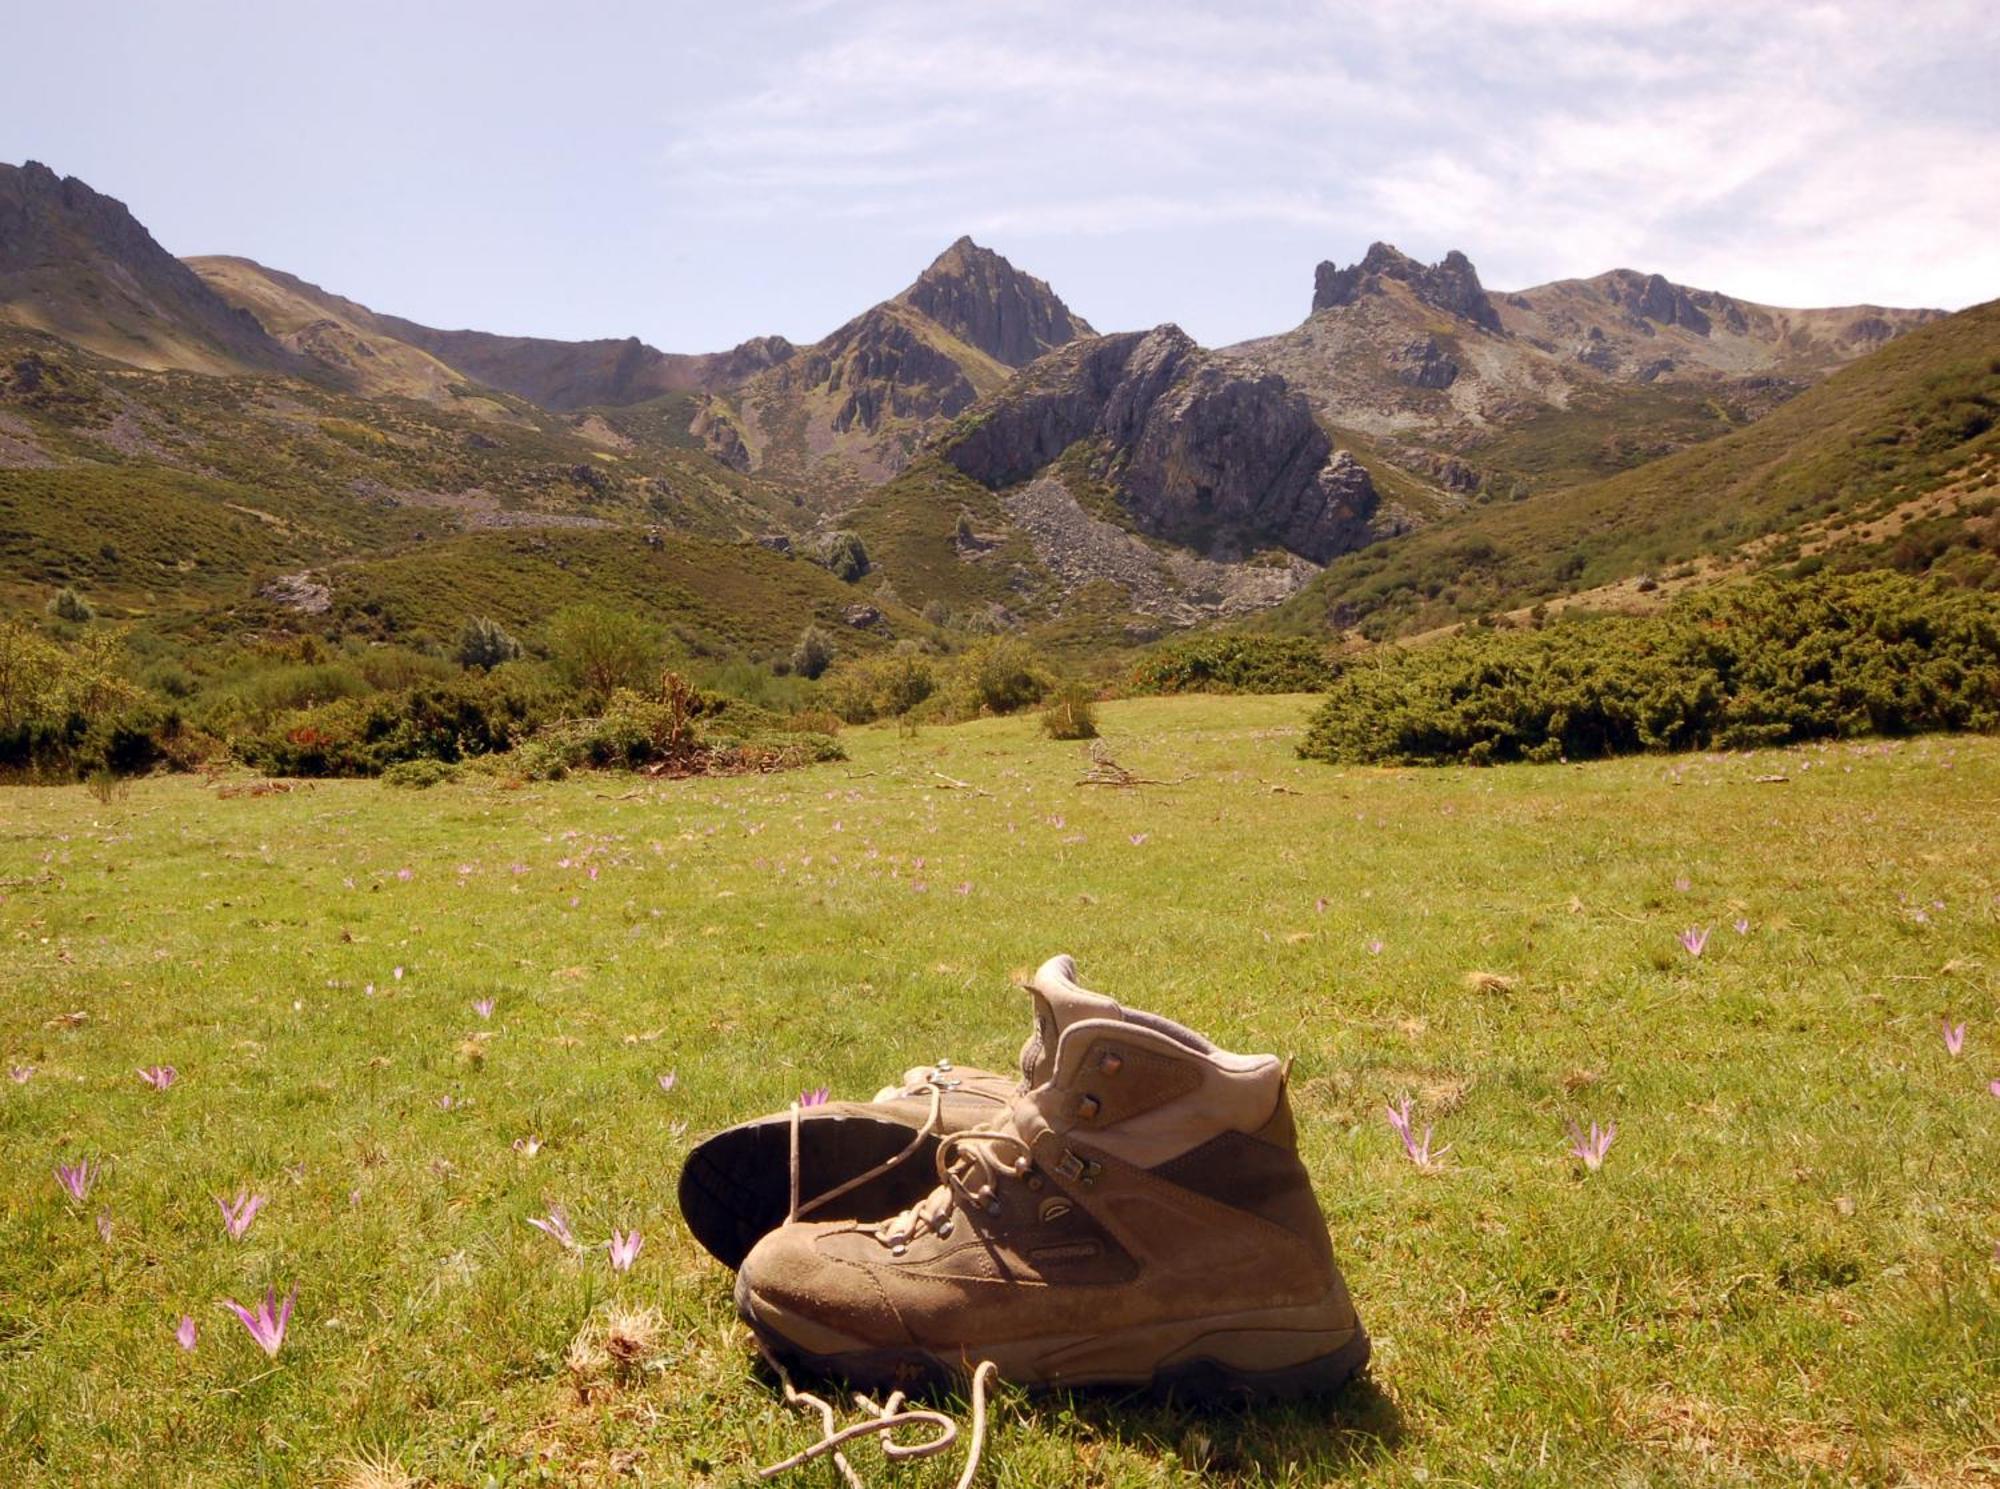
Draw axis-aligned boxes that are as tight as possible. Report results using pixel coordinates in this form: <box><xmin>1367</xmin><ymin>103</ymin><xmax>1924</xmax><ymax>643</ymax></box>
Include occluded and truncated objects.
<box><xmin>8</xmin><ymin>1</ymin><xmax>1997</xmax><ymax>351</ymax></box>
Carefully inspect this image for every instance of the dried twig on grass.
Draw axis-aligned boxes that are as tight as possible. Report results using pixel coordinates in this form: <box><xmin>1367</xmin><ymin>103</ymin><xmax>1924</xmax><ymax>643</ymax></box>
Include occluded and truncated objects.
<box><xmin>1076</xmin><ymin>741</ymin><xmax>1180</xmax><ymax>788</ymax></box>
<box><xmin>930</xmin><ymin>771</ymin><xmax>992</xmax><ymax>796</ymax></box>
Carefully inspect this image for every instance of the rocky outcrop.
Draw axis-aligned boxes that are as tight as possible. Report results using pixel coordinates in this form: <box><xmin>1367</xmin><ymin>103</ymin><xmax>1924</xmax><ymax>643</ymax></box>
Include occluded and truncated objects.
<box><xmin>690</xmin><ymin>397</ymin><xmax>751</xmax><ymax>470</ymax></box>
<box><xmin>945</xmin><ymin>326</ymin><xmax>1378</xmax><ymax>563</ymax></box>
<box><xmin>896</xmin><ymin>237</ymin><xmax>1093</xmax><ymax>367</ymax></box>
<box><xmin>1600</xmin><ymin>270</ymin><xmax>1711</xmax><ymax>335</ymax></box>
<box><xmin>1312</xmin><ymin>243</ymin><xmax>1501</xmax><ymax>332</ymax></box>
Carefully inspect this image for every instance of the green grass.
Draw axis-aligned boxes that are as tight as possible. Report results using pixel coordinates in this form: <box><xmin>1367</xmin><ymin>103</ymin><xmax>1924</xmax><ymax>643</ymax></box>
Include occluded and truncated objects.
<box><xmin>2</xmin><ymin>697</ymin><xmax>1997</xmax><ymax>1486</ymax></box>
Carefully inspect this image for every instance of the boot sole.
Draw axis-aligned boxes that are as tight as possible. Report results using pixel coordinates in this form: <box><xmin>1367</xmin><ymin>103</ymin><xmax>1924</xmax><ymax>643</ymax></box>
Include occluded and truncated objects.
<box><xmin>678</xmin><ymin>1114</ymin><xmax>944</xmax><ymax>1271</ymax></box>
<box><xmin>737</xmin><ymin>1276</ymin><xmax>1370</xmax><ymax>1402</ymax></box>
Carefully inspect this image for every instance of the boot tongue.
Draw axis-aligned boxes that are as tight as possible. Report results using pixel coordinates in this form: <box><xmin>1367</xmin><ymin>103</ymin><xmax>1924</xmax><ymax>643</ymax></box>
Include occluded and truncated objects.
<box><xmin>1018</xmin><ymin>954</ymin><xmax>1123</xmax><ymax>1086</ymax></box>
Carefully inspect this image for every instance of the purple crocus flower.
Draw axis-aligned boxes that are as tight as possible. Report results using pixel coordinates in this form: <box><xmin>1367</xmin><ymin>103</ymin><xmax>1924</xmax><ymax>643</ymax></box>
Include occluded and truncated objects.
<box><xmin>1129</xmin><ymin>833</ymin><xmax>1149</xmax><ymax>846</ymax></box>
<box><xmin>1679</xmin><ymin>926</ymin><xmax>1710</xmax><ymax>957</ymax></box>
<box><xmin>137</xmin><ymin>1065</ymin><xmax>177</xmax><ymax>1090</ymax></box>
<box><xmin>798</xmin><ymin>1086</ymin><xmax>830</xmax><ymax>1108</ymax></box>
<box><xmin>97</xmin><ymin>1210</ymin><xmax>114</xmax><ymax>1244</ymax></box>
<box><xmin>1943</xmin><ymin>1019</ymin><xmax>1966</xmax><ymax>1057</ymax></box>
<box><xmin>1367</xmin><ymin>938</ymin><xmax>1384</xmax><ymax>956</ymax></box>
<box><xmin>217</xmin><ymin>1190</ymin><xmax>266</xmax><ymax>1240</ymax></box>
<box><xmin>512</xmin><ymin>1135</ymin><xmax>542</xmax><ymax>1156</ymax></box>
<box><xmin>526</xmin><ymin>1206</ymin><xmax>577</xmax><ymax>1249</ymax></box>
<box><xmin>1565</xmin><ymin>1119</ymin><xmax>1617</xmax><ymax>1171</ymax></box>
<box><xmin>175</xmin><ymin>1314</ymin><xmax>198</xmax><ymax>1351</ymax></box>
<box><xmin>1990</xmin><ymin>1079</ymin><xmax>2000</xmax><ymax>1100</ymax></box>
<box><xmin>1384</xmin><ymin>1097</ymin><xmax>1447</xmax><ymax>1170</ymax></box>
<box><xmin>54</xmin><ymin>1159</ymin><xmax>98</xmax><ymax>1203</ymax></box>
<box><xmin>657</xmin><ymin>1071</ymin><xmax>677</xmax><ymax>1093</ymax></box>
<box><xmin>220</xmin><ymin>1283</ymin><xmax>295</xmax><ymax>1359</ymax></box>
<box><xmin>9</xmin><ymin>1065</ymin><xmax>34</xmax><ymax>1083</ymax></box>
<box><xmin>472</xmin><ymin>998</ymin><xmax>495</xmax><ymax>1020</ymax></box>
<box><xmin>1732</xmin><ymin>918</ymin><xmax>1750</xmax><ymax>935</ymax></box>
<box><xmin>608</xmin><ymin>1229</ymin><xmax>643</xmax><ymax>1272</ymax></box>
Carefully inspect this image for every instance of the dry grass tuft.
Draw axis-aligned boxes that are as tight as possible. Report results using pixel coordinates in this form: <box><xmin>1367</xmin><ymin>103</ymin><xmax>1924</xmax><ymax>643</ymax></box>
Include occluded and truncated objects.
<box><xmin>332</xmin><ymin>1447</ymin><xmax>421</xmax><ymax>1489</ymax></box>
<box><xmin>1463</xmin><ymin>970</ymin><xmax>1518</xmax><ymax>993</ymax></box>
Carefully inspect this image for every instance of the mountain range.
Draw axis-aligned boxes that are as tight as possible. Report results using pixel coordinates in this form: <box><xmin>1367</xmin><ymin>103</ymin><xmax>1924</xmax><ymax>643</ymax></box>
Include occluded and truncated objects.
<box><xmin>1</xmin><ymin>157</ymin><xmax>1992</xmax><ymax>661</ymax></box>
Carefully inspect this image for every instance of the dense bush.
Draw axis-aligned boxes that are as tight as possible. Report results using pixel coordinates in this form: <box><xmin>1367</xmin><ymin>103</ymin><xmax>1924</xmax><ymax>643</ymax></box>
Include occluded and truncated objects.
<box><xmin>0</xmin><ymin>620</ymin><xmax>157</xmax><ymax>778</ymax></box>
<box><xmin>1130</xmin><ymin>634</ymin><xmax>1336</xmax><ymax>695</ymax></box>
<box><xmin>791</xmin><ymin>624</ymin><xmax>834</xmax><ymax>680</ymax></box>
<box><xmin>233</xmin><ymin>669</ymin><xmax>562</xmax><ymax>776</ymax></box>
<box><xmin>817</xmin><ymin>531</ymin><xmax>871</xmax><ymax>583</ymax></box>
<box><xmin>1299</xmin><ymin>573</ymin><xmax>2000</xmax><ymax>766</ymax></box>
<box><xmin>546</xmin><ymin>604</ymin><xmax>663</xmax><ymax>701</ymax></box>
<box><xmin>456</xmin><ymin>616</ymin><xmax>522</xmax><ymax>670</ymax></box>
<box><xmin>1041</xmin><ymin>681</ymin><xmax>1099</xmax><ymax>740</ymax></box>
<box><xmin>820</xmin><ymin>650</ymin><xmax>937</xmax><ymax>724</ymax></box>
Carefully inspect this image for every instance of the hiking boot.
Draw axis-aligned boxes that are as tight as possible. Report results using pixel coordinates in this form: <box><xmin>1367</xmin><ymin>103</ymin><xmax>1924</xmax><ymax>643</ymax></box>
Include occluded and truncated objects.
<box><xmin>734</xmin><ymin>955</ymin><xmax>1369</xmax><ymax>1398</ymax></box>
<box><xmin>679</xmin><ymin>1059</ymin><xmax>1019</xmax><ymax>1270</ymax></box>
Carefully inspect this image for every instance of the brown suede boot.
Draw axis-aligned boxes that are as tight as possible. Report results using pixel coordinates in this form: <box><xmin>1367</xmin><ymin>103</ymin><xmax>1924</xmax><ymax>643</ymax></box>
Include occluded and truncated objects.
<box><xmin>679</xmin><ymin>1059</ymin><xmax>1019</xmax><ymax>1269</ymax></box>
<box><xmin>734</xmin><ymin>955</ymin><xmax>1369</xmax><ymax>1398</ymax></box>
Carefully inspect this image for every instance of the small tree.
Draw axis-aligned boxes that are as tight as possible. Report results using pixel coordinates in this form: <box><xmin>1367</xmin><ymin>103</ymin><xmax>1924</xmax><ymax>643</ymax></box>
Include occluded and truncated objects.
<box><xmin>456</xmin><ymin>616</ymin><xmax>521</xmax><ymax>670</ymax></box>
<box><xmin>954</xmin><ymin>510</ymin><xmax>977</xmax><ymax>546</ymax></box>
<box><xmin>546</xmin><ymin>604</ymin><xmax>660</xmax><ymax>702</ymax></box>
<box><xmin>791</xmin><ymin>625</ymin><xmax>834</xmax><ymax>680</ymax></box>
<box><xmin>819</xmin><ymin>531</ymin><xmax>870</xmax><ymax>583</ymax></box>
<box><xmin>48</xmin><ymin>587</ymin><xmax>93</xmax><ymax>623</ymax></box>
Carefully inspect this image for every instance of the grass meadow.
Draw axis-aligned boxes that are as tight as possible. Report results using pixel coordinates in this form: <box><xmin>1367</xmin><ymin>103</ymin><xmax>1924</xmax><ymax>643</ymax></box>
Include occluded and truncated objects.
<box><xmin>2</xmin><ymin>695</ymin><xmax>1996</xmax><ymax>1486</ymax></box>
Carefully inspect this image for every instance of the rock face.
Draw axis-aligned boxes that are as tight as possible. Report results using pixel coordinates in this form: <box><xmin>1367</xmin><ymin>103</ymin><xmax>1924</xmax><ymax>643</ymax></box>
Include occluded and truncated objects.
<box><xmin>1313</xmin><ymin>243</ymin><xmax>1501</xmax><ymax>332</ymax></box>
<box><xmin>945</xmin><ymin>326</ymin><xmax>1377</xmax><ymax>563</ymax></box>
<box><xmin>896</xmin><ymin>237</ymin><xmax>1090</xmax><ymax>367</ymax></box>
<box><xmin>0</xmin><ymin>161</ymin><xmax>297</xmax><ymax>375</ymax></box>
<box><xmin>710</xmin><ymin>238</ymin><xmax>1094</xmax><ymax>491</ymax></box>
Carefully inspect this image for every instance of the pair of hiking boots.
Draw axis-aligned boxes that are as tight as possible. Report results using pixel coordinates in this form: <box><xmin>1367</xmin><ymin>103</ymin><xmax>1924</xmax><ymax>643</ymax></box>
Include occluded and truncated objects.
<box><xmin>678</xmin><ymin>955</ymin><xmax>1368</xmax><ymax>1399</ymax></box>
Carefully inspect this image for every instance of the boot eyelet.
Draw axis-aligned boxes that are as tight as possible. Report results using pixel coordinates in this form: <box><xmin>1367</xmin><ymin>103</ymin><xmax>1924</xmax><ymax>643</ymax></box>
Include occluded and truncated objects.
<box><xmin>986</xmin><ymin>1199</ymin><xmax>1002</xmax><ymax>1215</ymax></box>
<box><xmin>1077</xmin><ymin>1095</ymin><xmax>1101</xmax><ymax>1120</ymax></box>
<box><xmin>937</xmin><ymin>1221</ymin><xmax>954</xmax><ymax>1238</ymax></box>
<box><xmin>890</xmin><ymin>1242</ymin><xmax>908</xmax><ymax>1256</ymax></box>
<box><xmin>1098</xmin><ymin>1052</ymin><xmax>1122</xmax><ymax>1075</ymax></box>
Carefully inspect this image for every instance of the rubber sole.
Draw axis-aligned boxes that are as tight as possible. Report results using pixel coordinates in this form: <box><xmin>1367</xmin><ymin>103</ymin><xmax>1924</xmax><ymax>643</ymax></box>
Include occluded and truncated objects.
<box><xmin>738</xmin><ymin>1276</ymin><xmax>1370</xmax><ymax>1403</ymax></box>
<box><xmin>678</xmin><ymin>1113</ymin><xmax>944</xmax><ymax>1271</ymax></box>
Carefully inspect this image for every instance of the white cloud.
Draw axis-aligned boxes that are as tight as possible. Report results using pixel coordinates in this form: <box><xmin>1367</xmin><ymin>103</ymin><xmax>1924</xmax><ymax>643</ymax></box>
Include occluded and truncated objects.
<box><xmin>649</xmin><ymin>0</ymin><xmax>1998</xmax><ymax>337</ymax></box>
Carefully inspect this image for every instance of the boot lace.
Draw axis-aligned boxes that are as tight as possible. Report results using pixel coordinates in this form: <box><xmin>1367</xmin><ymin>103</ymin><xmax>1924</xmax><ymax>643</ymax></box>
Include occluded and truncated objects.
<box><xmin>874</xmin><ymin>1124</ymin><xmax>1036</xmax><ymax>1251</ymax></box>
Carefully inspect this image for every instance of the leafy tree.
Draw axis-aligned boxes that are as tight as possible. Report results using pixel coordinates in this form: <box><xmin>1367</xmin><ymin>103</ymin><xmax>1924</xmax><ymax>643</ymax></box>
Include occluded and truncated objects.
<box><xmin>546</xmin><ymin>604</ymin><xmax>661</xmax><ymax>702</ymax></box>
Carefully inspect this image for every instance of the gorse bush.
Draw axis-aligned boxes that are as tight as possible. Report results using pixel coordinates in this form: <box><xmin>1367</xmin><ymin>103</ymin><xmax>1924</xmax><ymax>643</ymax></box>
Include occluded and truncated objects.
<box><xmin>1130</xmin><ymin>634</ymin><xmax>1336</xmax><ymax>695</ymax></box>
<box><xmin>1299</xmin><ymin>572</ymin><xmax>2000</xmax><ymax>766</ymax></box>
<box><xmin>817</xmin><ymin>531</ymin><xmax>870</xmax><ymax>583</ymax></box>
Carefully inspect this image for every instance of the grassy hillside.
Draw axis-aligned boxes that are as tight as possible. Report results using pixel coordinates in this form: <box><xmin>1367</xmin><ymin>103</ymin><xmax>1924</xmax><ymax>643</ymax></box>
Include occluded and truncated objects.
<box><xmin>1269</xmin><ymin>300</ymin><xmax>2000</xmax><ymax>638</ymax></box>
<box><xmin>1</xmin><ymin>698</ymin><xmax>1994</xmax><ymax>1484</ymax></box>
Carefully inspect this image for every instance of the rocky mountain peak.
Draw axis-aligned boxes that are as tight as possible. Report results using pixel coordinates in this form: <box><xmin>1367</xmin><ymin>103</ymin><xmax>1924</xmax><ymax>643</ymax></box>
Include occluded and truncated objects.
<box><xmin>897</xmin><ymin>236</ymin><xmax>1092</xmax><ymax>367</ymax></box>
<box><xmin>1312</xmin><ymin>242</ymin><xmax>1500</xmax><ymax>331</ymax></box>
<box><xmin>0</xmin><ymin>160</ymin><xmax>293</xmax><ymax>373</ymax></box>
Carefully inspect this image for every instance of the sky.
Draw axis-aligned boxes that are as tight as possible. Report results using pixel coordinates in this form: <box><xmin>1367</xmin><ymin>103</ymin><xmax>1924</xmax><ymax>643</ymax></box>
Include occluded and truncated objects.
<box><xmin>7</xmin><ymin>0</ymin><xmax>1998</xmax><ymax>352</ymax></box>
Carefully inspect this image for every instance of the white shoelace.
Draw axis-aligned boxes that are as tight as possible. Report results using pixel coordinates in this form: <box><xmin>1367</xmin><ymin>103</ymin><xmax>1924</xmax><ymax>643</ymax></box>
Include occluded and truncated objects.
<box><xmin>756</xmin><ymin>1342</ymin><xmax>1000</xmax><ymax>1489</ymax></box>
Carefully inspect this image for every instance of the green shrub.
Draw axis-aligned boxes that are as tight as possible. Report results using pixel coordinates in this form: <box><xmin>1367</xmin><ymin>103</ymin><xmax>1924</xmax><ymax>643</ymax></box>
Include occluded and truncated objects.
<box><xmin>1129</xmin><ymin>634</ymin><xmax>1336</xmax><ymax>695</ymax></box>
<box><xmin>381</xmin><ymin>758</ymin><xmax>460</xmax><ymax>789</ymax></box>
<box><xmin>1299</xmin><ymin>572</ymin><xmax>2000</xmax><ymax>766</ymax></box>
<box><xmin>820</xmin><ymin>650</ymin><xmax>938</xmax><ymax>724</ymax></box>
<box><xmin>791</xmin><ymin>625</ymin><xmax>834</xmax><ymax>680</ymax></box>
<box><xmin>455</xmin><ymin>616</ymin><xmax>522</xmax><ymax>670</ymax></box>
<box><xmin>1041</xmin><ymin>681</ymin><xmax>1099</xmax><ymax>740</ymax></box>
<box><xmin>818</xmin><ymin>531</ymin><xmax>870</xmax><ymax>583</ymax></box>
<box><xmin>546</xmin><ymin>604</ymin><xmax>663</xmax><ymax>701</ymax></box>
<box><xmin>234</xmin><ymin>670</ymin><xmax>561</xmax><ymax>777</ymax></box>
<box><xmin>47</xmin><ymin>587</ymin><xmax>94</xmax><ymax>623</ymax></box>
<box><xmin>953</xmin><ymin>637</ymin><xmax>1050</xmax><ymax>717</ymax></box>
